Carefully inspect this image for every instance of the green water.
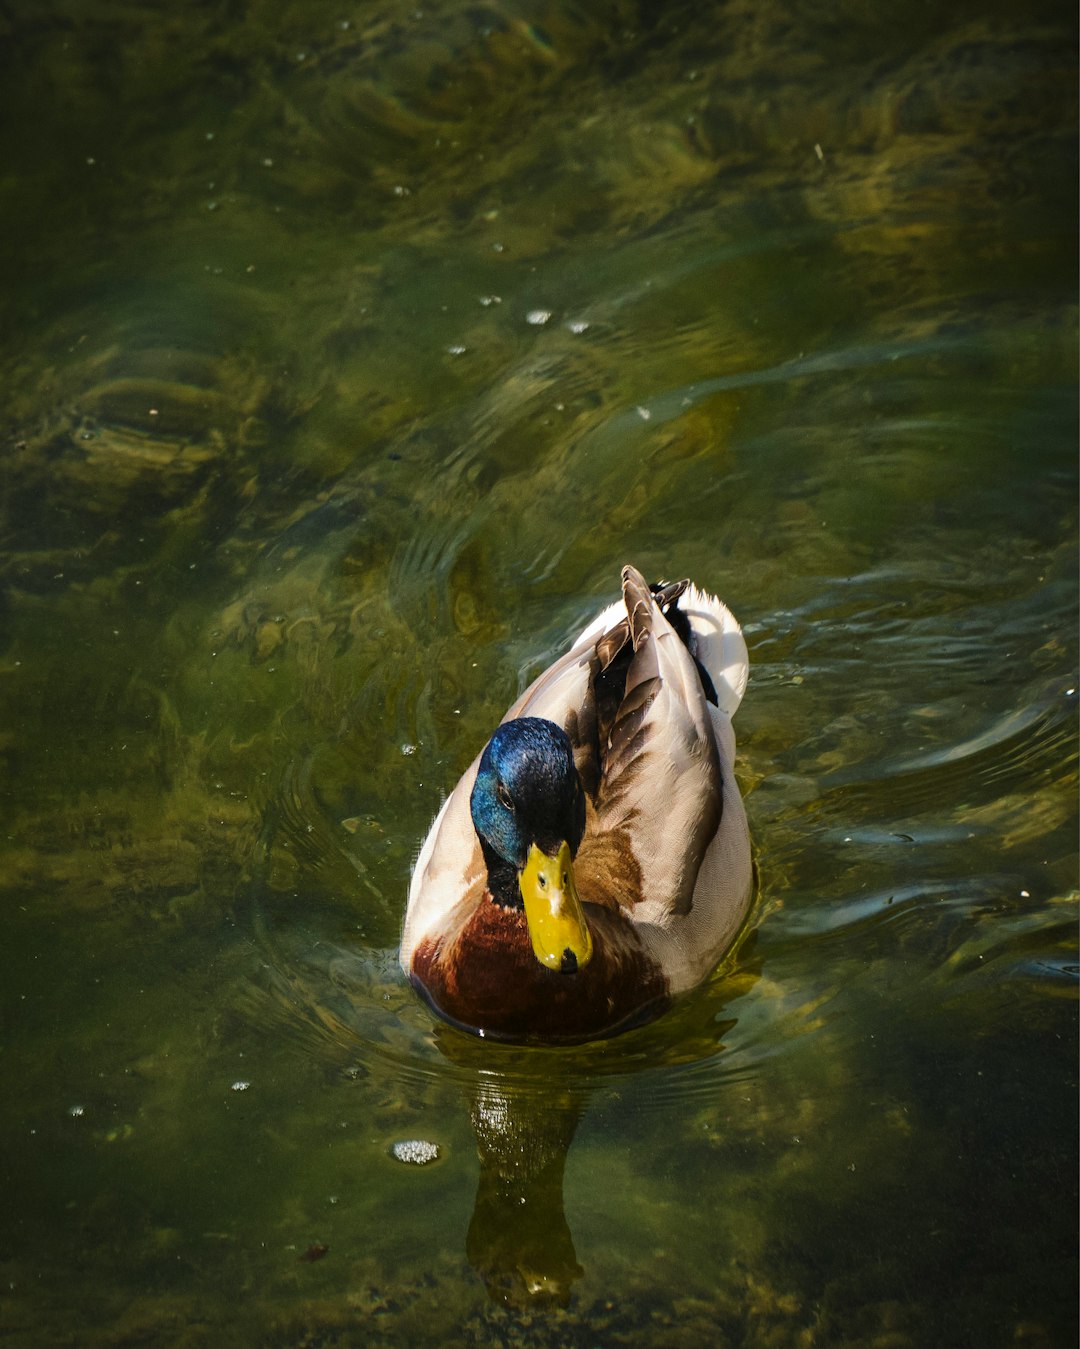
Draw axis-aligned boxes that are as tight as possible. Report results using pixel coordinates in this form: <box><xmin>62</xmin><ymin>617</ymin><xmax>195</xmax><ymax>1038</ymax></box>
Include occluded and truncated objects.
<box><xmin>1</xmin><ymin>0</ymin><xmax>1076</xmax><ymax>1344</ymax></box>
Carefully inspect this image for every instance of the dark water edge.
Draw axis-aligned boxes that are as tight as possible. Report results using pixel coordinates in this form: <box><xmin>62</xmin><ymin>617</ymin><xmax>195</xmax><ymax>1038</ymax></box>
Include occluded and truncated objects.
<box><xmin>0</xmin><ymin>0</ymin><xmax>1077</xmax><ymax>1345</ymax></box>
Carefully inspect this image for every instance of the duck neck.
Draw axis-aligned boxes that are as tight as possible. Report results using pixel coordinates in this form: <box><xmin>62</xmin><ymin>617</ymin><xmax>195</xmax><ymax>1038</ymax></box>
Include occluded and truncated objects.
<box><xmin>478</xmin><ymin>836</ymin><xmax>523</xmax><ymax>910</ymax></box>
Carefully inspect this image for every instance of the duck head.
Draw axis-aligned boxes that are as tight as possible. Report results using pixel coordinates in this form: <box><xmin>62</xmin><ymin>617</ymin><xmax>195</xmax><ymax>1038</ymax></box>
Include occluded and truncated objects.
<box><xmin>470</xmin><ymin>718</ymin><xmax>592</xmax><ymax>974</ymax></box>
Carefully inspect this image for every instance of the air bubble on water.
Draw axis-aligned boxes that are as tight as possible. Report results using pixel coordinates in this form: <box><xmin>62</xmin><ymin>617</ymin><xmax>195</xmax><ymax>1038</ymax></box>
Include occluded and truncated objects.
<box><xmin>567</xmin><ymin>319</ymin><xmax>589</xmax><ymax>333</ymax></box>
<box><xmin>401</xmin><ymin>743</ymin><xmax>416</xmax><ymax>756</ymax></box>
<box><xmin>68</xmin><ymin>1105</ymin><xmax>85</xmax><ymax>1118</ymax></box>
<box><xmin>391</xmin><ymin>1139</ymin><xmax>440</xmax><ymax>1166</ymax></box>
<box><xmin>526</xmin><ymin>309</ymin><xmax>552</xmax><ymax>326</ymax></box>
<box><xmin>231</xmin><ymin>1080</ymin><xmax>251</xmax><ymax>1092</ymax></box>
<box><xmin>446</xmin><ymin>343</ymin><xmax>467</xmax><ymax>356</ymax></box>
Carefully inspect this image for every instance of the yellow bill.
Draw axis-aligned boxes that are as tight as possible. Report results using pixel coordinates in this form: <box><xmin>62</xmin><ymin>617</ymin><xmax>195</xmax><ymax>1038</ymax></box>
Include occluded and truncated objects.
<box><xmin>519</xmin><ymin>841</ymin><xmax>593</xmax><ymax>973</ymax></box>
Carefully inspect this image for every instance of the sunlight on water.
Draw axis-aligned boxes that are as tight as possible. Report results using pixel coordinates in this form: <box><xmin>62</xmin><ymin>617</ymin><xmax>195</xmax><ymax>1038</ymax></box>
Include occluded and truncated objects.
<box><xmin>0</xmin><ymin>0</ymin><xmax>1076</xmax><ymax>1344</ymax></box>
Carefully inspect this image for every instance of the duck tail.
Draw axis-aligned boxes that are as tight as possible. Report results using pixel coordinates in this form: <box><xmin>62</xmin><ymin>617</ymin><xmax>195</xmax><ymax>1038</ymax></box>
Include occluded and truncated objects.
<box><xmin>676</xmin><ymin>581</ymin><xmax>748</xmax><ymax>717</ymax></box>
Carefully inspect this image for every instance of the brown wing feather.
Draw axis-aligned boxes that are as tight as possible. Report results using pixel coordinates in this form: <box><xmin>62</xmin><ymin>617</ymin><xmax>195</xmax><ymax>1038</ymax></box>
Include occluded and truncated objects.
<box><xmin>595</xmin><ymin>620</ymin><xmax>629</xmax><ymax>671</ymax></box>
<box><xmin>623</xmin><ymin>564</ymin><xmax>654</xmax><ymax>650</ymax></box>
<box><xmin>649</xmin><ymin>577</ymin><xmax>691</xmax><ymax>610</ymax></box>
<box><xmin>602</xmin><ymin>567</ymin><xmax>662</xmax><ymax>782</ymax></box>
<box><xmin>588</xmin><ymin>564</ymin><xmax>724</xmax><ymax>917</ymax></box>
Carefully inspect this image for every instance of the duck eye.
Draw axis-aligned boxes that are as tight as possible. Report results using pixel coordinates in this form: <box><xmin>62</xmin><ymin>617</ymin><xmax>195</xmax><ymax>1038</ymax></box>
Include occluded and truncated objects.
<box><xmin>537</xmin><ymin>872</ymin><xmax>547</xmax><ymax>889</ymax></box>
<box><xmin>496</xmin><ymin>783</ymin><xmax>514</xmax><ymax>813</ymax></box>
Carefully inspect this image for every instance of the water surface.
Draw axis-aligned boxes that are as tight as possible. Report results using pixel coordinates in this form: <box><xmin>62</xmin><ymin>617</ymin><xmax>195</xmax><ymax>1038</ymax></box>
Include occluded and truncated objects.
<box><xmin>0</xmin><ymin>1</ymin><xmax>1076</xmax><ymax>1344</ymax></box>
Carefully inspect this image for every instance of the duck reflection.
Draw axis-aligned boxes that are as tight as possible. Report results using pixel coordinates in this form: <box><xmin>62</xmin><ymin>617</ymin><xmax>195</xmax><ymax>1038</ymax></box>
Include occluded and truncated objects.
<box><xmin>466</xmin><ymin>1077</ymin><xmax>584</xmax><ymax>1306</ymax></box>
<box><xmin>430</xmin><ymin>1024</ymin><xmax>586</xmax><ymax>1305</ymax></box>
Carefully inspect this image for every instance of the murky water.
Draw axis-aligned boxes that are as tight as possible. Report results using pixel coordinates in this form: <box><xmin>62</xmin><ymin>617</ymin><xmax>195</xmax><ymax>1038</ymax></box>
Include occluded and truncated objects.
<box><xmin>1</xmin><ymin>1</ymin><xmax>1076</xmax><ymax>1344</ymax></box>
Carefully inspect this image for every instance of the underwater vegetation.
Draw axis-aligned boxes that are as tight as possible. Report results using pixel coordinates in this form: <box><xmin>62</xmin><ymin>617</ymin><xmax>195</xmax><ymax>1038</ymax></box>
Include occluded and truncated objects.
<box><xmin>0</xmin><ymin>0</ymin><xmax>1075</xmax><ymax>1344</ymax></box>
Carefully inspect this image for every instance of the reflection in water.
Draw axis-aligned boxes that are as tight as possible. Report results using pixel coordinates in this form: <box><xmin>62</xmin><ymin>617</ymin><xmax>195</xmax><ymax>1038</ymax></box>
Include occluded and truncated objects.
<box><xmin>466</xmin><ymin>1079</ymin><xmax>584</xmax><ymax>1306</ymax></box>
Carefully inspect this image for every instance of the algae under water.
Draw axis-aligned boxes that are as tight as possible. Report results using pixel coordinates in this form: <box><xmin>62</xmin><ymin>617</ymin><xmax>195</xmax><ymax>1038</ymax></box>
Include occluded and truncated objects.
<box><xmin>0</xmin><ymin>0</ymin><xmax>1076</xmax><ymax>1345</ymax></box>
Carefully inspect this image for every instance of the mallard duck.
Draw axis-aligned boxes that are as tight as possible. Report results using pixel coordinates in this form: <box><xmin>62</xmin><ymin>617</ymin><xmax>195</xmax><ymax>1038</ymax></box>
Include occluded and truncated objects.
<box><xmin>400</xmin><ymin>564</ymin><xmax>752</xmax><ymax>1042</ymax></box>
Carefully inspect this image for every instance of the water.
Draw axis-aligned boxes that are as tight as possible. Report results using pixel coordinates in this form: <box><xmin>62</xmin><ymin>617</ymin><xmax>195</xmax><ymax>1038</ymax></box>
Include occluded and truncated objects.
<box><xmin>1</xmin><ymin>1</ymin><xmax>1076</xmax><ymax>1344</ymax></box>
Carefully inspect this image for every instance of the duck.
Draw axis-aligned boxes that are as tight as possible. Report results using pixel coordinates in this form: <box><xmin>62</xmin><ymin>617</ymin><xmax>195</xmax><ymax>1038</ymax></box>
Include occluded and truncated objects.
<box><xmin>400</xmin><ymin>564</ymin><xmax>753</xmax><ymax>1042</ymax></box>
